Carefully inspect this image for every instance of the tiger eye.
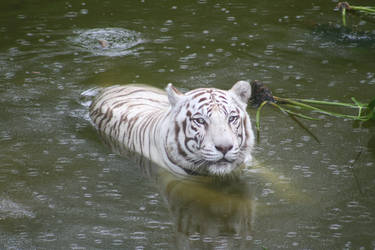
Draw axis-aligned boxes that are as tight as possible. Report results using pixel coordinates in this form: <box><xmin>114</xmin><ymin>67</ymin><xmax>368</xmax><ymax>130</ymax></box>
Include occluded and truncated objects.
<box><xmin>228</xmin><ymin>115</ymin><xmax>239</xmax><ymax>123</ymax></box>
<box><xmin>194</xmin><ymin>118</ymin><xmax>206</xmax><ymax>125</ymax></box>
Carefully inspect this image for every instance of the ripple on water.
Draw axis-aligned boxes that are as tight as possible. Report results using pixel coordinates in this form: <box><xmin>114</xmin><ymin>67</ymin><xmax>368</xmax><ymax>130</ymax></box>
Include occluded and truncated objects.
<box><xmin>70</xmin><ymin>28</ymin><xmax>144</xmax><ymax>57</ymax></box>
<box><xmin>0</xmin><ymin>198</ymin><xmax>35</xmax><ymax>220</ymax></box>
<box><xmin>312</xmin><ymin>24</ymin><xmax>375</xmax><ymax>49</ymax></box>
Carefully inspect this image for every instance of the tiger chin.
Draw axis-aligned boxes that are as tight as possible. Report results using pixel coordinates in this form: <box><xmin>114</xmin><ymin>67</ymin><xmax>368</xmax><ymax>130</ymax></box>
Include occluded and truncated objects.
<box><xmin>89</xmin><ymin>80</ymin><xmax>255</xmax><ymax>177</ymax></box>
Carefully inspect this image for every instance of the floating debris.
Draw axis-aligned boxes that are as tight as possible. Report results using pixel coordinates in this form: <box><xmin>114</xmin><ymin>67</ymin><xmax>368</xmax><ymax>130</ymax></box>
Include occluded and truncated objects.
<box><xmin>98</xmin><ymin>39</ymin><xmax>108</xmax><ymax>48</ymax></box>
<box><xmin>250</xmin><ymin>80</ymin><xmax>275</xmax><ymax>108</ymax></box>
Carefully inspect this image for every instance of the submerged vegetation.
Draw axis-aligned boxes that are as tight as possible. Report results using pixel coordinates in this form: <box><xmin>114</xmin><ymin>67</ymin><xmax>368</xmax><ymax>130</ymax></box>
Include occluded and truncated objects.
<box><xmin>250</xmin><ymin>81</ymin><xmax>375</xmax><ymax>133</ymax></box>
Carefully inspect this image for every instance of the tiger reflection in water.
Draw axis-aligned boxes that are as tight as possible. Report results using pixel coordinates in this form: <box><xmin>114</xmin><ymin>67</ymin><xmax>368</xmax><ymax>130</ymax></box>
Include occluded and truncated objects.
<box><xmin>89</xmin><ymin>81</ymin><xmax>255</xmax><ymax>176</ymax></box>
<box><xmin>97</xmin><ymin>131</ymin><xmax>256</xmax><ymax>248</ymax></box>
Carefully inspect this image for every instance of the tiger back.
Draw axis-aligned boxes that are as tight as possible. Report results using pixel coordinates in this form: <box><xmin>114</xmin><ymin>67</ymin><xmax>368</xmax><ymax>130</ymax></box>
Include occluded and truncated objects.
<box><xmin>89</xmin><ymin>81</ymin><xmax>255</xmax><ymax>176</ymax></box>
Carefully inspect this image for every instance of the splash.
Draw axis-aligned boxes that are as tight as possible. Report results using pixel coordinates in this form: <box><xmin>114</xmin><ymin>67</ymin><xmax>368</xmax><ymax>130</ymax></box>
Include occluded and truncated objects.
<box><xmin>312</xmin><ymin>24</ymin><xmax>375</xmax><ymax>46</ymax></box>
<box><xmin>71</xmin><ymin>28</ymin><xmax>144</xmax><ymax>56</ymax></box>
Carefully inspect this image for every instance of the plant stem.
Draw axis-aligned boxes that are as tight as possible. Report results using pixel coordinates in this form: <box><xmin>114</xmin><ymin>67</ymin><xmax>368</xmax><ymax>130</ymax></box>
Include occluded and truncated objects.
<box><xmin>287</xmin><ymin>114</ymin><xmax>321</xmax><ymax>143</ymax></box>
<box><xmin>342</xmin><ymin>6</ymin><xmax>347</xmax><ymax>26</ymax></box>
<box><xmin>351</xmin><ymin>6</ymin><xmax>375</xmax><ymax>14</ymax></box>
<box><xmin>269</xmin><ymin>102</ymin><xmax>319</xmax><ymax>120</ymax></box>
<box><xmin>256</xmin><ymin>101</ymin><xmax>268</xmax><ymax>132</ymax></box>
<box><xmin>274</xmin><ymin>96</ymin><xmax>369</xmax><ymax>121</ymax></box>
<box><xmin>294</xmin><ymin>98</ymin><xmax>359</xmax><ymax>109</ymax></box>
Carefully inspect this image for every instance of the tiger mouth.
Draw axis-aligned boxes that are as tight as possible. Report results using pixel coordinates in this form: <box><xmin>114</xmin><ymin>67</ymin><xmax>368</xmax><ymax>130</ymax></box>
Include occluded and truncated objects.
<box><xmin>211</xmin><ymin>158</ymin><xmax>234</xmax><ymax>165</ymax></box>
<box><xmin>183</xmin><ymin>158</ymin><xmax>236</xmax><ymax>176</ymax></box>
<box><xmin>217</xmin><ymin>159</ymin><xmax>233</xmax><ymax>163</ymax></box>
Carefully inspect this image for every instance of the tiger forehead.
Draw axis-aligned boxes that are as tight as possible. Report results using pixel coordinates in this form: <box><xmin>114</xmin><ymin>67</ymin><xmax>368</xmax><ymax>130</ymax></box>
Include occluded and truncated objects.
<box><xmin>185</xmin><ymin>88</ymin><xmax>235</xmax><ymax>115</ymax></box>
<box><xmin>188</xmin><ymin>89</ymin><xmax>228</xmax><ymax>104</ymax></box>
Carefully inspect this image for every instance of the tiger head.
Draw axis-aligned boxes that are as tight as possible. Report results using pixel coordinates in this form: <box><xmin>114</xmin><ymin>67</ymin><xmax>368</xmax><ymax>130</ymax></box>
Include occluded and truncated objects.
<box><xmin>164</xmin><ymin>81</ymin><xmax>254</xmax><ymax>176</ymax></box>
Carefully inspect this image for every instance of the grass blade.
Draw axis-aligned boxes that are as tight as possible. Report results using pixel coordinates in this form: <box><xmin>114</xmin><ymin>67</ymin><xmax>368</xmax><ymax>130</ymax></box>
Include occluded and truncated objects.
<box><xmin>295</xmin><ymin>98</ymin><xmax>359</xmax><ymax>109</ymax></box>
<box><xmin>275</xmin><ymin>96</ymin><xmax>371</xmax><ymax>121</ymax></box>
<box><xmin>288</xmin><ymin>114</ymin><xmax>320</xmax><ymax>143</ymax></box>
<box><xmin>270</xmin><ymin>102</ymin><xmax>319</xmax><ymax>120</ymax></box>
<box><xmin>256</xmin><ymin>101</ymin><xmax>268</xmax><ymax>133</ymax></box>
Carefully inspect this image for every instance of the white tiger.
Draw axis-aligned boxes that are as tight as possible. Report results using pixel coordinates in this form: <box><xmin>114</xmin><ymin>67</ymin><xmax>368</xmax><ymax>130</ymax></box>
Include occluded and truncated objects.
<box><xmin>89</xmin><ymin>81</ymin><xmax>255</xmax><ymax>176</ymax></box>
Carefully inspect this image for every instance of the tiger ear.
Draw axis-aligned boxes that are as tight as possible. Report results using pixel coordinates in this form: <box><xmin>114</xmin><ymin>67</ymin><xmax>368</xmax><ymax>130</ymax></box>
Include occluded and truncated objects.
<box><xmin>166</xmin><ymin>83</ymin><xmax>185</xmax><ymax>107</ymax></box>
<box><xmin>229</xmin><ymin>80</ymin><xmax>251</xmax><ymax>106</ymax></box>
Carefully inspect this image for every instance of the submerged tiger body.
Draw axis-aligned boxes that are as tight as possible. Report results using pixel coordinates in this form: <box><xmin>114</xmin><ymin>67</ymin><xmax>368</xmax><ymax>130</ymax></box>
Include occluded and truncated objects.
<box><xmin>89</xmin><ymin>81</ymin><xmax>255</xmax><ymax>176</ymax></box>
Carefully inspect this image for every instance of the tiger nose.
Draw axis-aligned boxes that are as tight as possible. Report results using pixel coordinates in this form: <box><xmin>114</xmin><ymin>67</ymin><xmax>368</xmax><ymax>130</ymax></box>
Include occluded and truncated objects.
<box><xmin>215</xmin><ymin>144</ymin><xmax>233</xmax><ymax>155</ymax></box>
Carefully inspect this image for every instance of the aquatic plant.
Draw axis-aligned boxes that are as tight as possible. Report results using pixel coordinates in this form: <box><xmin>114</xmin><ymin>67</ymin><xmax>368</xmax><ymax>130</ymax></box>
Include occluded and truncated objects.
<box><xmin>337</xmin><ymin>2</ymin><xmax>375</xmax><ymax>26</ymax></box>
<box><xmin>250</xmin><ymin>81</ymin><xmax>375</xmax><ymax>133</ymax></box>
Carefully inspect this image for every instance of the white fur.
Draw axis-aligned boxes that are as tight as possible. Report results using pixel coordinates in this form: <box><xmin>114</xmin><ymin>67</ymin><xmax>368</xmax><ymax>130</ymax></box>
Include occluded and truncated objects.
<box><xmin>90</xmin><ymin>81</ymin><xmax>255</xmax><ymax>176</ymax></box>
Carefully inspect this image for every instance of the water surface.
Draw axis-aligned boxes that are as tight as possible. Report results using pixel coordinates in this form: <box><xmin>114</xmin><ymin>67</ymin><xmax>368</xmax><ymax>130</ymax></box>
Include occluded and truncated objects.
<box><xmin>1</xmin><ymin>0</ymin><xmax>375</xmax><ymax>249</ymax></box>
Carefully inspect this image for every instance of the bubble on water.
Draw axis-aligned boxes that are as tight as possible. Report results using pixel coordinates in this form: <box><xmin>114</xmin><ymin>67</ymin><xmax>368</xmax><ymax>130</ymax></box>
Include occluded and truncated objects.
<box><xmin>70</xmin><ymin>28</ymin><xmax>144</xmax><ymax>57</ymax></box>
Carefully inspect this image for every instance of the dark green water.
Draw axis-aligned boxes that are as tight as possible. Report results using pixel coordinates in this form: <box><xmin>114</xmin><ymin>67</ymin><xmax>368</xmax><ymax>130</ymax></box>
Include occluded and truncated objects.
<box><xmin>1</xmin><ymin>0</ymin><xmax>375</xmax><ymax>249</ymax></box>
